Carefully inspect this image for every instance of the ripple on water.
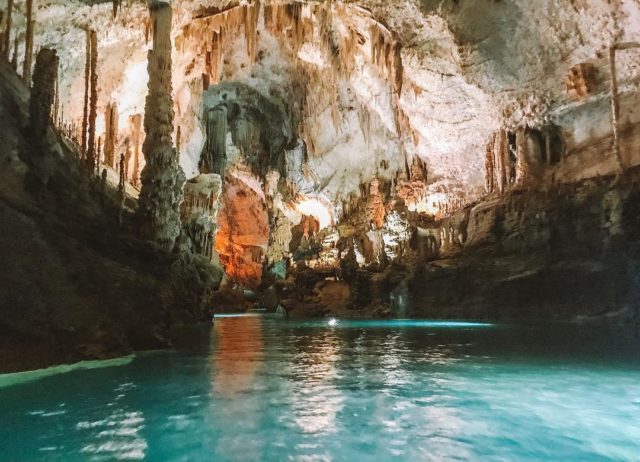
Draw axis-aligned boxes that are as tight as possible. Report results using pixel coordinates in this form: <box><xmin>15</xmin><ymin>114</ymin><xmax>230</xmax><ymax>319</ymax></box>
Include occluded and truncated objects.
<box><xmin>0</xmin><ymin>318</ymin><xmax>639</xmax><ymax>461</ymax></box>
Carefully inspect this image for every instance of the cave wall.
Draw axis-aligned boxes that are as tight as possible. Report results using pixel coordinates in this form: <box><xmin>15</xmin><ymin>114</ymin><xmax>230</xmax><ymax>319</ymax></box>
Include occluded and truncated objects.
<box><xmin>407</xmin><ymin>169</ymin><xmax>640</xmax><ymax>321</ymax></box>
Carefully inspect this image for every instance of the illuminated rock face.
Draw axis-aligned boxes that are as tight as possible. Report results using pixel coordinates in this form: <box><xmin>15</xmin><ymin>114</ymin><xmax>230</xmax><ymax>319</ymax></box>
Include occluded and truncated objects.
<box><xmin>215</xmin><ymin>174</ymin><xmax>269</xmax><ymax>287</ymax></box>
<box><xmin>181</xmin><ymin>173</ymin><xmax>223</xmax><ymax>259</ymax></box>
<box><xmin>20</xmin><ymin>0</ymin><xmax>640</xmax><ymax>290</ymax></box>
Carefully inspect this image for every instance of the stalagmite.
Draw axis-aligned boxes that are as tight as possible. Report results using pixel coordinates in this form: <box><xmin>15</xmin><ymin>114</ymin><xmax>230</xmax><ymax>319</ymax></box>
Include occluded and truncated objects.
<box><xmin>22</xmin><ymin>0</ymin><xmax>34</xmax><ymax>83</ymax></box>
<box><xmin>200</xmin><ymin>106</ymin><xmax>228</xmax><ymax>175</ymax></box>
<box><xmin>130</xmin><ymin>114</ymin><xmax>142</xmax><ymax>187</ymax></box>
<box><xmin>30</xmin><ymin>48</ymin><xmax>58</xmax><ymax>136</ymax></box>
<box><xmin>96</xmin><ymin>136</ymin><xmax>102</xmax><ymax>174</ymax></box>
<box><xmin>86</xmin><ymin>30</ymin><xmax>98</xmax><ymax>172</ymax></box>
<box><xmin>138</xmin><ymin>1</ymin><xmax>186</xmax><ymax>250</ymax></box>
<box><xmin>118</xmin><ymin>154</ymin><xmax>125</xmax><ymax>193</ymax></box>
<box><xmin>52</xmin><ymin>75</ymin><xmax>59</xmax><ymax>127</ymax></box>
<box><xmin>104</xmin><ymin>102</ymin><xmax>118</xmax><ymax>168</ymax></box>
<box><xmin>3</xmin><ymin>0</ymin><xmax>12</xmax><ymax>61</ymax></box>
<box><xmin>81</xmin><ymin>29</ymin><xmax>90</xmax><ymax>155</ymax></box>
<box><xmin>124</xmin><ymin>139</ymin><xmax>131</xmax><ymax>180</ymax></box>
<box><xmin>0</xmin><ymin>12</ymin><xmax>4</xmax><ymax>56</ymax></box>
<box><xmin>11</xmin><ymin>35</ymin><xmax>18</xmax><ymax>69</ymax></box>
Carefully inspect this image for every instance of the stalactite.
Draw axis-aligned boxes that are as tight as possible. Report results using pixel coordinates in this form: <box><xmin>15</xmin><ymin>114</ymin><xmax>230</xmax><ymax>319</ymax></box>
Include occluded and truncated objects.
<box><xmin>391</xmin><ymin>40</ymin><xmax>403</xmax><ymax>95</ymax></box>
<box><xmin>23</xmin><ymin>0</ymin><xmax>33</xmax><ymax>84</ymax></box>
<box><xmin>81</xmin><ymin>29</ymin><xmax>90</xmax><ymax>156</ymax></box>
<box><xmin>209</xmin><ymin>31</ymin><xmax>221</xmax><ymax>84</ymax></box>
<box><xmin>104</xmin><ymin>101</ymin><xmax>118</xmax><ymax>168</ymax></box>
<box><xmin>112</xmin><ymin>0</ymin><xmax>121</xmax><ymax>19</ymax></box>
<box><xmin>493</xmin><ymin>129</ymin><xmax>507</xmax><ymax>194</ymax></box>
<box><xmin>515</xmin><ymin>128</ymin><xmax>529</xmax><ymax>188</ymax></box>
<box><xmin>145</xmin><ymin>18</ymin><xmax>151</xmax><ymax>44</ymax></box>
<box><xmin>30</xmin><ymin>48</ymin><xmax>58</xmax><ymax>156</ymax></box>
<box><xmin>176</xmin><ymin>125</ymin><xmax>181</xmax><ymax>154</ymax></box>
<box><xmin>3</xmin><ymin>0</ymin><xmax>12</xmax><ymax>61</ymax></box>
<box><xmin>200</xmin><ymin>106</ymin><xmax>228</xmax><ymax>175</ymax></box>
<box><xmin>138</xmin><ymin>1</ymin><xmax>186</xmax><ymax>250</ymax></box>
<box><xmin>244</xmin><ymin>3</ymin><xmax>259</xmax><ymax>63</ymax></box>
<box><xmin>501</xmin><ymin>128</ymin><xmax>510</xmax><ymax>190</ymax></box>
<box><xmin>484</xmin><ymin>134</ymin><xmax>495</xmax><ymax>193</ymax></box>
<box><xmin>86</xmin><ymin>30</ymin><xmax>98</xmax><ymax>172</ymax></box>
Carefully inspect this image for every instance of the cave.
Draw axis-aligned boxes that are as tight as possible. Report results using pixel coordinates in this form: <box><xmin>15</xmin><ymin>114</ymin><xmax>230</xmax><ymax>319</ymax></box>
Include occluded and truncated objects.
<box><xmin>1</xmin><ymin>0</ymin><xmax>640</xmax><ymax>460</ymax></box>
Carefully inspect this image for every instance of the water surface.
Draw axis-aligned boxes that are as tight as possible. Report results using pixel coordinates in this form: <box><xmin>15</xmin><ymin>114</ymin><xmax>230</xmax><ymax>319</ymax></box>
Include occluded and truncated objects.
<box><xmin>1</xmin><ymin>317</ymin><xmax>639</xmax><ymax>461</ymax></box>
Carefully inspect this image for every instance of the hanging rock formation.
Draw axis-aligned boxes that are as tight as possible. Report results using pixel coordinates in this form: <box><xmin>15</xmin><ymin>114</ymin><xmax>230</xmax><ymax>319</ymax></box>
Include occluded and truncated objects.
<box><xmin>181</xmin><ymin>173</ymin><xmax>223</xmax><ymax>259</ymax></box>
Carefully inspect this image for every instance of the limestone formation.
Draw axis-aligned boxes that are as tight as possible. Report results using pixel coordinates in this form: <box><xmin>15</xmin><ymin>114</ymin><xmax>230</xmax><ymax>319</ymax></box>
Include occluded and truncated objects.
<box><xmin>181</xmin><ymin>173</ymin><xmax>223</xmax><ymax>259</ymax></box>
<box><xmin>81</xmin><ymin>29</ymin><xmax>90</xmax><ymax>155</ymax></box>
<box><xmin>3</xmin><ymin>0</ymin><xmax>12</xmax><ymax>61</ymax></box>
<box><xmin>22</xmin><ymin>0</ymin><xmax>34</xmax><ymax>84</ymax></box>
<box><xmin>130</xmin><ymin>114</ymin><xmax>142</xmax><ymax>187</ymax></box>
<box><xmin>30</xmin><ymin>48</ymin><xmax>58</xmax><ymax>153</ymax></box>
<box><xmin>565</xmin><ymin>63</ymin><xmax>595</xmax><ymax>101</ymax></box>
<box><xmin>200</xmin><ymin>106</ymin><xmax>228</xmax><ymax>175</ymax></box>
<box><xmin>86</xmin><ymin>30</ymin><xmax>98</xmax><ymax>172</ymax></box>
<box><xmin>104</xmin><ymin>102</ymin><xmax>118</xmax><ymax>168</ymax></box>
<box><xmin>25</xmin><ymin>47</ymin><xmax>60</xmax><ymax>190</ymax></box>
<box><xmin>137</xmin><ymin>1</ymin><xmax>186</xmax><ymax>250</ymax></box>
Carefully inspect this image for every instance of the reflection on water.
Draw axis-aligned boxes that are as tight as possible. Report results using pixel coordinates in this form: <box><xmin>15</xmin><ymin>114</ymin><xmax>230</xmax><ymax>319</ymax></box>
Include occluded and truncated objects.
<box><xmin>211</xmin><ymin>316</ymin><xmax>263</xmax><ymax>397</ymax></box>
<box><xmin>1</xmin><ymin>317</ymin><xmax>640</xmax><ymax>461</ymax></box>
<box><xmin>290</xmin><ymin>330</ymin><xmax>344</xmax><ymax>435</ymax></box>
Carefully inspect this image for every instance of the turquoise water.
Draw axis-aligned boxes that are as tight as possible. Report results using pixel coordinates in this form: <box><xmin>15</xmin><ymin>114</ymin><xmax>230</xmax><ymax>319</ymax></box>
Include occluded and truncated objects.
<box><xmin>1</xmin><ymin>317</ymin><xmax>640</xmax><ymax>461</ymax></box>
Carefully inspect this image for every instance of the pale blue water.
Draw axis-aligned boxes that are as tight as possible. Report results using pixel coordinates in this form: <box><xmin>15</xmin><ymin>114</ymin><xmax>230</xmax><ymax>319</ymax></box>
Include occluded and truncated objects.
<box><xmin>1</xmin><ymin>317</ymin><xmax>640</xmax><ymax>461</ymax></box>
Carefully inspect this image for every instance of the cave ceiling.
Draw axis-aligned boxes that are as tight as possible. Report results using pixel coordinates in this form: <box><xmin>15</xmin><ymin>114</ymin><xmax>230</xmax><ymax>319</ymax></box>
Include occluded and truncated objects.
<box><xmin>5</xmin><ymin>0</ymin><xmax>640</xmax><ymax>217</ymax></box>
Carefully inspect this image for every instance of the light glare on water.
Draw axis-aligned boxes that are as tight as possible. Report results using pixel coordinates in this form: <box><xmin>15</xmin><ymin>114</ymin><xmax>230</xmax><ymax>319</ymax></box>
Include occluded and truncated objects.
<box><xmin>1</xmin><ymin>317</ymin><xmax>639</xmax><ymax>461</ymax></box>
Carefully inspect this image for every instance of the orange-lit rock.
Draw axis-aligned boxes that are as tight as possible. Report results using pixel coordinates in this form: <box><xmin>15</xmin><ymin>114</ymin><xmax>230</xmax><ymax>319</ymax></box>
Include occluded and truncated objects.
<box><xmin>215</xmin><ymin>174</ymin><xmax>269</xmax><ymax>287</ymax></box>
<box><xmin>366</xmin><ymin>177</ymin><xmax>386</xmax><ymax>229</ymax></box>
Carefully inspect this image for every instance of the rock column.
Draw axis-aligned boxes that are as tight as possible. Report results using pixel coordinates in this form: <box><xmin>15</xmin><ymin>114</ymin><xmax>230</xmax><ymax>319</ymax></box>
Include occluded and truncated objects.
<box><xmin>81</xmin><ymin>29</ymin><xmax>90</xmax><ymax>155</ymax></box>
<box><xmin>138</xmin><ymin>1</ymin><xmax>186</xmax><ymax>250</ymax></box>
<box><xmin>200</xmin><ymin>106</ymin><xmax>228</xmax><ymax>175</ymax></box>
<box><xmin>22</xmin><ymin>0</ymin><xmax>33</xmax><ymax>83</ymax></box>
<box><xmin>3</xmin><ymin>0</ymin><xmax>12</xmax><ymax>60</ymax></box>
<box><xmin>104</xmin><ymin>101</ymin><xmax>118</xmax><ymax>167</ymax></box>
<box><xmin>30</xmin><ymin>47</ymin><xmax>58</xmax><ymax>160</ymax></box>
<box><xmin>29</xmin><ymin>48</ymin><xmax>59</xmax><ymax>189</ymax></box>
<box><xmin>86</xmin><ymin>30</ymin><xmax>98</xmax><ymax>172</ymax></box>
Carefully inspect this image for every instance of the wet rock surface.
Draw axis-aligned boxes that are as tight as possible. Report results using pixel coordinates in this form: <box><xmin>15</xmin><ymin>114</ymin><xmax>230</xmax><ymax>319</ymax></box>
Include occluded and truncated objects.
<box><xmin>0</xmin><ymin>61</ymin><xmax>222</xmax><ymax>373</ymax></box>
